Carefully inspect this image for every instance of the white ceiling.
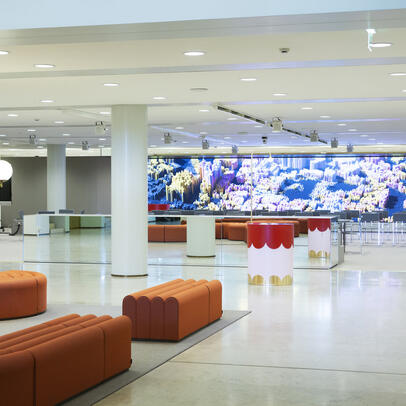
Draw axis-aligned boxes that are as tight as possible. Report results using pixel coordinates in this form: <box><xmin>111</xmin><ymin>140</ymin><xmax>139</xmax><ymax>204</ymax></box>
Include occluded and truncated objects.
<box><xmin>0</xmin><ymin>14</ymin><xmax>405</xmax><ymax>155</ymax></box>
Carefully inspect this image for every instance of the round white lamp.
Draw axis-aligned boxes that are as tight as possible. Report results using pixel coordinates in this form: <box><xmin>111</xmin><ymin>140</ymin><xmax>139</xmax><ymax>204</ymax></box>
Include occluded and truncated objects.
<box><xmin>0</xmin><ymin>160</ymin><xmax>13</xmax><ymax>187</ymax></box>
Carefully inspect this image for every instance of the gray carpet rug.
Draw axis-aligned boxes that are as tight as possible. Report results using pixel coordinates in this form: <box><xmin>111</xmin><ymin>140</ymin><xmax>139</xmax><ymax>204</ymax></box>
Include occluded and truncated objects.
<box><xmin>0</xmin><ymin>304</ymin><xmax>250</xmax><ymax>406</ymax></box>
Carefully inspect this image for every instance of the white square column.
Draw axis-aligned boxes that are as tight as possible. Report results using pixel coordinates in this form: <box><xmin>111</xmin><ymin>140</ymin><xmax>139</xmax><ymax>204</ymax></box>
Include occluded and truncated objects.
<box><xmin>111</xmin><ymin>105</ymin><xmax>148</xmax><ymax>276</ymax></box>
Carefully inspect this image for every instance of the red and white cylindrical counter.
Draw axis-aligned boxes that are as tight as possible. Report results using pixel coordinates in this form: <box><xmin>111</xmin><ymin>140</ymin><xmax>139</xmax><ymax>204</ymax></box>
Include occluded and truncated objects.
<box><xmin>247</xmin><ymin>222</ymin><xmax>294</xmax><ymax>286</ymax></box>
<box><xmin>307</xmin><ymin>218</ymin><xmax>331</xmax><ymax>258</ymax></box>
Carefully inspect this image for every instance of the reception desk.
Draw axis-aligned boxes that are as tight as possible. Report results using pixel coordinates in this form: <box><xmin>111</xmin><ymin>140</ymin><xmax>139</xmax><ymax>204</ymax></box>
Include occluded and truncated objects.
<box><xmin>24</xmin><ymin>214</ymin><xmax>109</xmax><ymax>235</ymax></box>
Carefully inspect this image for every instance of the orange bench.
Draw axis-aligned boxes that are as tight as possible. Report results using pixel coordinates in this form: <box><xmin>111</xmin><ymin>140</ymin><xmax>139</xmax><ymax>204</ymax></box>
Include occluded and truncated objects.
<box><xmin>0</xmin><ymin>271</ymin><xmax>47</xmax><ymax>319</ymax></box>
<box><xmin>148</xmin><ymin>224</ymin><xmax>187</xmax><ymax>242</ymax></box>
<box><xmin>0</xmin><ymin>314</ymin><xmax>131</xmax><ymax>406</ymax></box>
<box><xmin>122</xmin><ymin>279</ymin><xmax>222</xmax><ymax>341</ymax></box>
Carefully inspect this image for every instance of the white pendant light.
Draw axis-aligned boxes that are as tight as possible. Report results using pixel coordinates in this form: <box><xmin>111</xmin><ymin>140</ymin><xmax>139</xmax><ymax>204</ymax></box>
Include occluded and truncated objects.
<box><xmin>0</xmin><ymin>159</ymin><xmax>12</xmax><ymax>187</ymax></box>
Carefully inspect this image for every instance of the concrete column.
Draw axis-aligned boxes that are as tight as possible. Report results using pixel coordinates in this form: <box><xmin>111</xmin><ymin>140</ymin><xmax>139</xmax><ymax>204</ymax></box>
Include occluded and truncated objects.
<box><xmin>47</xmin><ymin>144</ymin><xmax>66</xmax><ymax>212</ymax></box>
<box><xmin>111</xmin><ymin>105</ymin><xmax>148</xmax><ymax>276</ymax></box>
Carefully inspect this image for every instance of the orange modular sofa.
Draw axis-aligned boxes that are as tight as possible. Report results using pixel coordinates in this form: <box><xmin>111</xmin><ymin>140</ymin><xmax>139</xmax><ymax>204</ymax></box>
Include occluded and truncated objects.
<box><xmin>123</xmin><ymin>278</ymin><xmax>222</xmax><ymax>341</ymax></box>
<box><xmin>148</xmin><ymin>224</ymin><xmax>186</xmax><ymax>242</ymax></box>
<box><xmin>0</xmin><ymin>313</ymin><xmax>132</xmax><ymax>406</ymax></box>
<box><xmin>0</xmin><ymin>271</ymin><xmax>47</xmax><ymax>319</ymax></box>
<box><xmin>216</xmin><ymin>219</ymin><xmax>301</xmax><ymax>242</ymax></box>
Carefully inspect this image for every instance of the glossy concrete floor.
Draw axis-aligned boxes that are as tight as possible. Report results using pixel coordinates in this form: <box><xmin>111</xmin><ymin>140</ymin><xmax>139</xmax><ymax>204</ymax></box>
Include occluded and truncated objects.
<box><xmin>2</xmin><ymin>236</ymin><xmax>406</xmax><ymax>404</ymax></box>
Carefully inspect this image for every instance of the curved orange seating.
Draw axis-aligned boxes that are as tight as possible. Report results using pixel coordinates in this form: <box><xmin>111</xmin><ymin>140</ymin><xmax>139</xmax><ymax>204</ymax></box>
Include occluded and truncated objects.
<box><xmin>164</xmin><ymin>224</ymin><xmax>187</xmax><ymax>242</ymax></box>
<box><xmin>123</xmin><ymin>278</ymin><xmax>222</xmax><ymax>341</ymax></box>
<box><xmin>0</xmin><ymin>314</ymin><xmax>131</xmax><ymax>406</ymax></box>
<box><xmin>227</xmin><ymin>223</ymin><xmax>247</xmax><ymax>241</ymax></box>
<box><xmin>148</xmin><ymin>224</ymin><xmax>165</xmax><ymax>242</ymax></box>
<box><xmin>0</xmin><ymin>271</ymin><xmax>47</xmax><ymax>319</ymax></box>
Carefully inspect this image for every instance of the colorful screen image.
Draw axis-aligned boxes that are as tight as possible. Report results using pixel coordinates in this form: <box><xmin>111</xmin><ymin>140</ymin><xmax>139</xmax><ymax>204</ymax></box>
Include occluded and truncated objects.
<box><xmin>148</xmin><ymin>156</ymin><xmax>406</xmax><ymax>214</ymax></box>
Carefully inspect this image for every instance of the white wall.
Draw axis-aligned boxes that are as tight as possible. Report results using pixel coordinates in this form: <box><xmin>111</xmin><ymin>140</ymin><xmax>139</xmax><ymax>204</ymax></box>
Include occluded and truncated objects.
<box><xmin>1</xmin><ymin>157</ymin><xmax>111</xmax><ymax>226</ymax></box>
<box><xmin>0</xmin><ymin>0</ymin><xmax>404</xmax><ymax>30</ymax></box>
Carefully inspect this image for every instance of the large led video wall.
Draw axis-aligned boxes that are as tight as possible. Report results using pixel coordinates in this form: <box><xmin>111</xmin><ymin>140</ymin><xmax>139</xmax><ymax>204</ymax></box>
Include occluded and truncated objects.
<box><xmin>148</xmin><ymin>156</ymin><xmax>406</xmax><ymax>214</ymax></box>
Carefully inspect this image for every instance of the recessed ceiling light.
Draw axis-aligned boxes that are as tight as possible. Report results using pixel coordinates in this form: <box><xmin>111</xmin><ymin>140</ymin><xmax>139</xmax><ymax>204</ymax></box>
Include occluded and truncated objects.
<box><xmin>99</xmin><ymin>111</ymin><xmax>111</xmax><ymax>115</ymax></box>
<box><xmin>34</xmin><ymin>64</ymin><xmax>55</xmax><ymax>68</ymax></box>
<box><xmin>272</xmin><ymin>93</ymin><xmax>287</xmax><ymax>96</ymax></box>
<box><xmin>2</xmin><ymin>142</ymin><xmax>9</xmax><ymax>145</ymax></box>
<box><xmin>39</xmin><ymin>138</ymin><xmax>46</xmax><ymax>141</ymax></box>
<box><xmin>390</xmin><ymin>73</ymin><xmax>406</xmax><ymax>76</ymax></box>
<box><xmin>199</xmin><ymin>109</ymin><xmax>209</xmax><ymax>112</ymax></box>
<box><xmin>41</xmin><ymin>99</ymin><xmax>54</xmax><ymax>103</ymax></box>
<box><xmin>62</xmin><ymin>133</ymin><xmax>71</xmax><ymax>136</ymax></box>
<box><xmin>0</xmin><ymin>51</ymin><xmax>9</xmax><ymax>55</ymax></box>
<box><xmin>240</xmin><ymin>78</ymin><xmax>257</xmax><ymax>82</ymax></box>
<box><xmin>337</xmin><ymin>123</ymin><xmax>347</xmax><ymax>126</ymax></box>
<box><xmin>103</xmin><ymin>83</ymin><xmax>119</xmax><ymax>87</ymax></box>
<box><xmin>37</xmin><ymin>146</ymin><xmax>44</xmax><ymax>149</ymax></box>
<box><xmin>224</xmin><ymin>136</ymin><xmax>231</xmax><ymax>140</ymax></box>
<box><xmin>402</xmin><ymin>89</ymin><xmax>406</xmax><ymax>92</ymax></box>
<box><xmin>199</xmin><ymin>131</ymin><xmax>208</xmax><ymax>135</ymax></box>
<box><xmin>175</xmin><ymin>127</ymin><xmax>184</xmax><ymax>130</ymax></box>
<box><xmin>150</xmin><ymin>144</ymin><xmax>157</xmax><ymax>147</ymax></box>
<box><xmin>184</xmin><ymin>51</ymin><xmax>205</xmax><ymax>56</ymax></box>
<box><xmin>241</xmin><ymin>140</ymin><xmax>248</xmax><ymax>143</ymax></box>
<box><xmin>7</xmin><ymin>113</ymin><xmax>18</xmax><ymax>117</ymax></box>
<box><xmin>348</xmin><ymin>129</ymin><xmax>357</xmax><ymax>132</ymax></box>
<box><xmin>54</xmin><ymin>121</ymin><xmax>64</xmax><ymax>124</ymax></box>
<box><xmin>98</xmin><ymin>145</ymin><xmax>105</xmax><ymax>148</ymax></box>
<box><xmin>67</xmin><ymin>142</ymin><xmax>75</xmax><ymax>144</ymax></box>
<box><xmin>368</xmin><ymin>138</ymin><xmax>376</xmax><ymax>141</ymax></box>
<box><xmin>99</xmin><ymin>138</ymin><xmax>106</xmax><ymax>141</ymax></box>
<box><xmin>153</xmin><ymin>96</ymin><xmax>166</xmax><ymax>100</ymax></box>
<box><xmin>254</xmin><ymin>125</ymin><xmax>263</xmax><ymax>128</ymax></box>
<box><xmin>182</xmin><ymin>141</ymin><xmax>189</xmax><ymax>144</ymax></box>
<box><xmin>301</xmin><ymin>107</ymin><xmax>313</xmax><ymax>110</ymax></box>
<box><xmin>320</xmin><ymin>115</ymin><xmax>331</xmax><ymax>118</ymax></box>
<box><xmin>0</xmin><ymin>134</ymin><xmax>6</xmax><ymax>137</ymax></box>
<box><xmin>227</xmin><ymin>117</ymin><xmax>237</xmax><ymax>121</ymax></box>
<box><xmin>27</xmin><ymin>129</ymin><xmax>36</xmax><ymax>132</ymax></box>
<box><xmin>360</xmin><ymin>134</ymin><xmax>368</xmax><ymax>137</ymax></box>
<box><xmin>370</xmin><ymin>42</ymin><xmax>392</xmax><ymax>48</ymax></box>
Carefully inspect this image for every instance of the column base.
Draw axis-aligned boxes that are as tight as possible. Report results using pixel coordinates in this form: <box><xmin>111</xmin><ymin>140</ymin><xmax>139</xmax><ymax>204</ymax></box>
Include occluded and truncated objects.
<box><xmin>248</xmin><ymin>274</ymin><xmax>293</xmax><ymax>286</ymax></box>
<box><xmin>111</xmin><ymin>273</ymin><xmax>148</xmax><ymax>277</ymax></box>
<box><xmin>308</xmin><ymin>250</ymin><xmax>330</xmax><ymax>258</ymax></box>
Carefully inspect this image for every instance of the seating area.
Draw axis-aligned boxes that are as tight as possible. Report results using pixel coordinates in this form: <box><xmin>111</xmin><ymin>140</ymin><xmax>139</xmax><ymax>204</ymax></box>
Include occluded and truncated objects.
<box><xmin>0</xmin><ymin>271</ymin><xmax>47</xmax><ymax>319</ymax></box>
<box><xmin>122</xmin><ymin>278</ymin><xmax>222</xmax><ymax>341</ymax></box>
<box><xmin>0</xmin><ymin>313</ymin><xmax>132</xmax><ymax>406</ymax></box>
<box><xmin>148</xmin><ymin>218</ymin><xmax>305</xmax><ymax>244</ymax></box>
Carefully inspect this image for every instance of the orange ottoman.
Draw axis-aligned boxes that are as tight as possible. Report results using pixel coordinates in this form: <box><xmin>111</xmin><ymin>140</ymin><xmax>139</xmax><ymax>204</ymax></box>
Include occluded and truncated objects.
<box><xmin>148</xmin><ymin>225</ymin><xmax>165</xmax><ymax>242</ymax></box>
<box><xmin>227</xmin><ymin>223</ymin><xmax>247</xmax><ymax>241</ymax></box>
<box><xmin>164</xmin><ymin>224</ymin><xmax>187</xmax><ymax>242</ymax></box>
<box><xmin>0</xmin><ymin>271</ymin><xmax>47</xmax><ymax>319</ymax></box>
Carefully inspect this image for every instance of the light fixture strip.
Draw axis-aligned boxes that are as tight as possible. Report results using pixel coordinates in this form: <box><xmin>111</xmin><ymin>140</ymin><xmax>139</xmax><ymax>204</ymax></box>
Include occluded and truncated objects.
<box><xmin>214</xmin><ymin>104</ymin><xmax>328</xmax><ymax>144</ymax></box>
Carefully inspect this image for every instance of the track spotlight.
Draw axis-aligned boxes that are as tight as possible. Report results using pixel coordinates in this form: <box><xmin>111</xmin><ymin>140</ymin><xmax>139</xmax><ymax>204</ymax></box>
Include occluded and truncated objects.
<box><xmin>29</xmin><ymin>134</ymin><xmax>37</xmax><ymax>145</ymax></box>
<box><xmin>347</xmin><ymin>143</ymin><xmax>354</xmax><ymax>153</ymax></box>
<box><xmin>231</xmin><ymin>145</ymin><xmax>238</xmax><ymax>154</ymax></box>
<box><xmin>202</xmin><ymin>138</ymin><xmax>209</xmax><ymax>150</ymax></box>
<box><xmin>95</xmin><ymin>121</ymin><xmax>106</xmax><ymax>136</ymax></box>
<box><xmin>164</xmin><ymin>132</ymin><xmax>173</xmax><ymax>144</ymax></box>
<box><xmin>331</xmin><ymin>137</ymin><xmax>338</xmax><ymax>148</ymax></box>
<box><xmin>271</xmin><ymin>117</ymin><xmax>283</xmax><ymax>133</ymax></box>
<box><xmin>310</xmin><ymin>130</ymin><xmax>319</xmax><ymax>142</ymax></box>
<box><xmin>82</xmin><ymin>141</ymin><xmax>89</xmax><ymax>151</ymax></box>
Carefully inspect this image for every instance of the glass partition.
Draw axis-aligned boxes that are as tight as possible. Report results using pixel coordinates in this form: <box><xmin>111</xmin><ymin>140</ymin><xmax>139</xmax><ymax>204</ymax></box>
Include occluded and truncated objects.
<box><xmin>23</xmin><ymin>215</ymin><xmax>111</xmax><ymax>264</ymax></box>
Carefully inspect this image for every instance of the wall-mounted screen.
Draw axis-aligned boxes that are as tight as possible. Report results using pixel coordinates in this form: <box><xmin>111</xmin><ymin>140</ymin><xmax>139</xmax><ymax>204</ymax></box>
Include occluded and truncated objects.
<box><xmin>148</xmin><ymin>156</ymin><xmax>406</xmax><ymax>214</ymax></box>
<box><xmin>0</xmin><ymin>179</ymin><xmax>11</xmax><ymax>202</ymax></box>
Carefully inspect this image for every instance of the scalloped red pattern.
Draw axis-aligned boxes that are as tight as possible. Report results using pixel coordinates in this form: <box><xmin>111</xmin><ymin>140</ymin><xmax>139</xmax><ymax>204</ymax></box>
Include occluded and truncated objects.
<box><xmin>307</xmin><ymin>218</ymin><xmax>331</xmax><ymax>232</ymax></box>
<box><xmin>247</xmin><ymin>222</ymin><xmax>294</xmax><ymax>249</ymax></box>
<box><xmin>148</xmin><ymin>204</ymin><xmax>170</xmax><ymax>211</ymax></box>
